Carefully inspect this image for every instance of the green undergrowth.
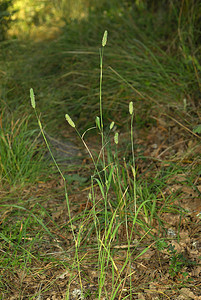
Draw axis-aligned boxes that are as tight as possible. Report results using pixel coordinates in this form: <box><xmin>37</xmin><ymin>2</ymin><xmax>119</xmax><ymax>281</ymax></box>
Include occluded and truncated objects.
<box><xmin>0</xmin><ymin>1</ymin><xmax>200</xmax><ymax>132</ymax></box>
<box><xmin>0</xmin><ymin>105</ymin><xmax>47</xmax><ymax>187</ymax></box>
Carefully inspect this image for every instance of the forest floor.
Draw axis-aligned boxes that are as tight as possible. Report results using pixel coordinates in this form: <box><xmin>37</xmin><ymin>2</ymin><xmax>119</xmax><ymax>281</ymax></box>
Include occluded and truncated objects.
<box><xmin>1</xmin><ymin>115</ymin><xmax>201</xmax><ymax>299</ymax></box>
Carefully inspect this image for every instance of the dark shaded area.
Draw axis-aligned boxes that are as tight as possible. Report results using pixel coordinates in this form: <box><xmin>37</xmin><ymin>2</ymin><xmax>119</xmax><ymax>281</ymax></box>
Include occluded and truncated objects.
<box><xmin>0</xmin><ymin>0</ymin><xmax>16</xmax><ymax>41</ymax></box>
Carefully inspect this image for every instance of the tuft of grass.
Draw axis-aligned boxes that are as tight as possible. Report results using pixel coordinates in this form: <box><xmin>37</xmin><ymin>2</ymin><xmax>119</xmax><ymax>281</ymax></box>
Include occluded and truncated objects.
<box><xmin>0</xmin><ymin>104</ymin><xmax>45</xmax><ymax>187</ymax></box>
<box><xmin>28</xmin><ymin>30</ymin><xmax>187</xmax><ymax>299</ymax></box>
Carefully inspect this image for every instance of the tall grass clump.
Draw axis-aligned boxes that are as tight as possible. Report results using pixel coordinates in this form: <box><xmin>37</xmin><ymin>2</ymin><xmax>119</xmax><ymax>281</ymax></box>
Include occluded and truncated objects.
<box><xmin>30</xmin><ymin>88</ymin><xmax>84</xmax><ymax>297</ymax></box>
<box><xmin>30</xmin><ymin>31</ymin><xmax>172</xmax><ymax>299</ymax></box>
<box><xmin>0</xmin><ymin>105</ymin><xmax>45</xmax><ymax>187</ymax></box>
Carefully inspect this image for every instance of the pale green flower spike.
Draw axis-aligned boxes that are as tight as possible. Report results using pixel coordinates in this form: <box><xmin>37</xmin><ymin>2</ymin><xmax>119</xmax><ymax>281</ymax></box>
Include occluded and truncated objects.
<box><xmin>102</xmin><ymin>30</ymin><xmax>108</xmax><ymax>47</ymax></box>
<box><xmin>110</xmin><ymin>121</ymin><xmax>115</xmax><ymax>130</ymax></box>
<box><xmin>65</xmin><ymin>114</ymin><xmax>75</xmax><ymax>128</ymax></box>
<box><xmin>114</xmin><ymin>132</ymin><xmax>119</xmax><ymax>144</ymax></box>
<box><xmin>96</xmin><ymin>116</ymin><xmax>101</xmax><ymax>130</ymax></box>
<box><xmin>129</xmin><ymin>101</ymin><xmax>133</xmax><ymax>115</ymax></box>
<box><xmin>30</xmin><ymin>88</ymin><xmax>35</xmax><ymax>109</ymax></box>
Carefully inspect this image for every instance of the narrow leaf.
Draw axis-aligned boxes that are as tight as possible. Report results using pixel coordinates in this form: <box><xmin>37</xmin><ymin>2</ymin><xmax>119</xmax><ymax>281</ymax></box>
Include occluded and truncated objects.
<box><xmin>193</xmin><ymin>124</ymin><xmax>201</xmax><ymax>134</ymax></box>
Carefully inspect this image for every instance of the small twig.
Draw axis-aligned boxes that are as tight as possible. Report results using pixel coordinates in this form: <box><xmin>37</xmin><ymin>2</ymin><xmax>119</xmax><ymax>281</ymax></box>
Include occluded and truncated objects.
<box><xmin>165</xmin><ymin>114</ymin><xmax>201</xmax><ymax>140</ymax></box>
<box><xmin>157</xmin><ymin>139</ymin><xmax>187</xmax><ymax>158</ymax></box>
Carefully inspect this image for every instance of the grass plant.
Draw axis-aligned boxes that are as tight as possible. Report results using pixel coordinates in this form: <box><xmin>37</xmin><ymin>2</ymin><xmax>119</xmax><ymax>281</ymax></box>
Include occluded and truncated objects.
<box><xmin>0</xmin><ymin>105</ymin><xmax>45</xmax><ymax>187</ymax></box>
<box><xmin>27</xmin><ymin>31</ymin><xmax>187</xmax><ymax>299</ymax></box>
